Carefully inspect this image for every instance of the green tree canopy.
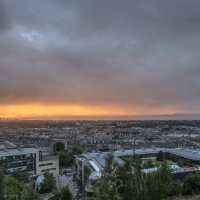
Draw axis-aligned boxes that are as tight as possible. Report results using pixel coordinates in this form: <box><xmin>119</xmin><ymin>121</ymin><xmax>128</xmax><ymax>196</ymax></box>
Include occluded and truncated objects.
<box><xmin>94</xmin><ymin>154</ymin><xmax>122</xmax><ymax>200</ymax></box>
<box><xmin>72</xmin><ymin>145</ymin><xmax>83</xmax><ymax>155</ymax></box>
<box><xmin>59</xmin><ymin>151</ymin><xmax>74</xmax><ymax>168</ymax></box>
<box><xmin>182</xmin><ymin>174</ymin><xmax>200</xmax><ymax>195</ymax></box>
<box><xmin>2</xmin><ymin>176</ymin><xmax>39</xmax><ymax>200</ymax></box>
<box><xmin>94</xmin><ymin>157</ymin><xmax>172</xmax><ymax>200</ymax></box>
<box><xmin>60</xmin><ymin>186</ymin><xmax>72</xmax><ymax>200</ymax></box>
<box><xmin>13</xmin><ymin>171</ymin><xmax>30</xmax><ymax>183</ymax></box>
<box><xmin>54</xmin><ymin>142</ymin><xmax>65</xmax><ymax>153</ymax></box>
<box><xmin>0</xmin><ymin>168</ymin><xmax>4</xmax><ymax>199</ymax></box>
<box><xmin>39</xmin><ymin>172</ymin><xmax>56</xmax><ymax>194</ymax></box>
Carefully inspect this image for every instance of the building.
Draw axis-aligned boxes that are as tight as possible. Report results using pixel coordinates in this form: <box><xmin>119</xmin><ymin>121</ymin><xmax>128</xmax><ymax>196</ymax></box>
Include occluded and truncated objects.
<box><xmin>0</xmin><ymin>141</ymin><xmax>59</xmax><ymax>178</ymax></box>
<box><xmin>75</xmin><ymin>148</ymin><xmax>200</xmax><ymax>196</ymax></box>
<box><xmin>36</xmin><ymin>155</ymin><xmax>59</xmax><ymax>177</ymax></box>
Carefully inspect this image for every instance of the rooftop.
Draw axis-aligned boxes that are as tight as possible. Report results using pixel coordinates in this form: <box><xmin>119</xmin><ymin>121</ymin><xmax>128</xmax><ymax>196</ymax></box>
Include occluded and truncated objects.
<box><xmin>77</xmin><ymin>148</ymin><xmax>200</xmax><ymax>175</ymax></box>
<box><xmin>0</xmin><ymin>146</ymin><xmax>38</xmax><ymax>157</ymax></box>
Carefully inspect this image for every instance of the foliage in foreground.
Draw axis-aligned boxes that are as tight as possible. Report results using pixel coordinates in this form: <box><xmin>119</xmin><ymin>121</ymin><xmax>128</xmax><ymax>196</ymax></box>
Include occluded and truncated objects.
<box><xmin>0</xmin><ymin>175</ymin><xmax>39</xmax><ymax>200</ymax></box>
<box><xmin>51</xmin><ymin>186</ymin><xmax>72</xmax><ymax>200</ymax></box>
<box><xmin>39</xmin><ymin>172</ymin><xmax>56</xmax><ymax>194</ymax></box>
<box><xmin>93</xmin><ymin>156</ymin><xmax>200</xmax><ymax>200</ymax></box>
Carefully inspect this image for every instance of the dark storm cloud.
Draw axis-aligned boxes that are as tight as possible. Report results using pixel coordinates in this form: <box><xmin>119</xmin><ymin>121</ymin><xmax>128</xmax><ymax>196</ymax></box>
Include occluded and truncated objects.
<box><xmin>1</xmin><ymin>0</ymin><xmax>200</xmax><ymax>113</ymax></box>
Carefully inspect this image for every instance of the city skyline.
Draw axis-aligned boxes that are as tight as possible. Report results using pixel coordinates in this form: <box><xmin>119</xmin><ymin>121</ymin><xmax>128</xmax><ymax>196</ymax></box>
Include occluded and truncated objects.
<box><xmin>1</xmin><ymin>0</ymin><xmax>200</xmax><ymax>119</ymax></box>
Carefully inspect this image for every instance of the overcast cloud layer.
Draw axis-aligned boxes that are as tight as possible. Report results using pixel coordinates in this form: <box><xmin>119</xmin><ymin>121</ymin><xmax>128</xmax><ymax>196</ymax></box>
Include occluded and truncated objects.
<box><xmin>1</xmin><ymin>0</ymin><xmax>200</xmax><ymax>115</ymax></box>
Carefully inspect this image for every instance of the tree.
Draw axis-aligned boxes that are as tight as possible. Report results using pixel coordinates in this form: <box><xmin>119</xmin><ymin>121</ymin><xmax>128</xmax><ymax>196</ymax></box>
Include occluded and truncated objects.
<box><xmin>54</xmin><ymin>142</ymin><xmax>65</xmax><ymax>154</ymax></box>
<box><xmin>157</xmin><ymin>151</ymin><xmax>165</xmax><ymax>162</ymax></box>
<box><xmin>167</xmin><ymin>181</ymin><xmax>182</xmax><ymax>197</ymax></box>
<box><xmin>145</xmin><ymin>162</ymin><xmax>172</xmax><ymax>200</ymax></box>
<box><xmin>72</xmin><ymin>145</ymin><xmax>83</xmax><ymax>155</ymax></box>
<box><xmin>0</xmin><ymin>168</ymin><xmax>4</xmax><ymax>199</ymax></box>
<box><xmin>94</xmin><ymin>155</ymin><xmax>122</xmax><ymax>200</ymax></box>
<box><xmin>143</xmin><ymin>160</ymin><xmax>155</xmax><ymax>169</ymax></box>
<box><xmin>21</xmin><ymin>186</ymin><xmax>40</xmax><ymax>200</ymax></box>
<box><xmin>13</xmin><ymin>171</ymin><xmax>30</xmax><ymax>183</ymax></box>
<box><xmin>39</xmin><ymin>172</ymin><xmax>56</xmax><ymax>194</ymax></box>
<box><xmin>94</xmin><ymin>157</ymin><xmax>173</xmax><ymax>200</ymax></box>
<box><xmin>2</xmin><ymin>176</ymin><xmax>23</xmax><ymax>200</ymax></box>
<box><xmin>60</xmin><ymin>186</ymin><xmax>72</xmax><ymax>200</ymax></box>
<box><xmin>59</xmin><ymin>151</ymin><xmax>74</xmax><ymax>168</ymax></box>
<box><xmin>117</xmin><ymin>158</ymin><xmax>145</xmax><ymax>200</ymax></box>
<box><xmin>2</xmin><ymin>176</ymin><xmax>39</xmax><ymax>200</ymax></box>
<box><xmin>182</xmin><ymin>174</ymin><xmax>200</xmax><ymax>195</ymax></box>
<box><xmin>59</xmin><ymin>145</ymin><xmax>83</xmax><ymax>168</ymax></box>
<box><xmin>50</xmin><ymin>186</ymin><xmax>72</xmax><ymax>200</ymax></box>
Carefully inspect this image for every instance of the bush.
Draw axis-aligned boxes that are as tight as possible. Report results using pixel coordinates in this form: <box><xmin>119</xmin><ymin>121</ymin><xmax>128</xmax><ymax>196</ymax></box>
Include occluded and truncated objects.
<box><xmin>59</xmin><ymin>151</ymin><xmax>74</xmax><ymax>167</ymax></box>
<box><xmin>54</xmin><ymin>142</ymin><xmax>65</xmax><ymax>153</ymax></box>
<box><xmin>39</xmin><ymin>172</ymin><xmax>56</xmax><ymax>194</ymax></box>
<box><xmin>182</xmin><ymin>174</ymin><xmax>200</xmax><ymax>195</ymax></box>
<box><xmin>157</xmin><ymin>151</ymin><xmax>165</xmax><ymax>162</ymax></box>
<box><xmin>2</xmin><ymin>176</ymin><xmax>39</xmax><ymax>200</ymax></box>
<box><xmin>60</xmin><ymin>186</ymin><xmax>72</xmax><ymax>200</ymax></box>
<box><xmin>167</xmin><ymin>181</ymin><xmax>182</xmax><ymax>197</ymax></box>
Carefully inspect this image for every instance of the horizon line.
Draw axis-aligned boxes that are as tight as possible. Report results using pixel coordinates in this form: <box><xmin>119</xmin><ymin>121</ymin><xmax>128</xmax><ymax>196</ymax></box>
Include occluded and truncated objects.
<box><xmin>1</xmin><ymin>113</ymin><xmax>200</xmax><ymax>121</ymax></box>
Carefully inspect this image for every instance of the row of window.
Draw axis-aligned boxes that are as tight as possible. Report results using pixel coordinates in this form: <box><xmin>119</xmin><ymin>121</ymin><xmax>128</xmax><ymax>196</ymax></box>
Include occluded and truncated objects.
<box><xmin>0</xmin><ymin>153</ymin><xmax>36</xmax><ymax>161</ymax></box>
<box><xmin>41</xmin><ymin>168</ymin><xmax>56</xmax><ymax>173</ymax></box>
<box><xmin>39</xmin><ymin>162</ymin><xmax>53</xmax><ymax>167</ymax></box>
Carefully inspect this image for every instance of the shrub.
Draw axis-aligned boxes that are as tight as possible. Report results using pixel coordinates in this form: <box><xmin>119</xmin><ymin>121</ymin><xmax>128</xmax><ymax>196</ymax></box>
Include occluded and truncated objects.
<box><xmin>182</xmin><ymin>174</ymin><xmax>200</xmax><ymax>195</ymax></box>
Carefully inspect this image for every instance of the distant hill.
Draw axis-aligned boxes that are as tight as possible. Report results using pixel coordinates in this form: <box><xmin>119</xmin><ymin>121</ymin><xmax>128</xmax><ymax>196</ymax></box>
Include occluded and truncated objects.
<box><xmin>134</xmin><ymin>113</ymin><xmax>200</xmax><ymax>120</ymax></box>
<box><xmin>0</xmin><ymin>113</ymin><xmax>200</xmax><ymax>121</ymax></box>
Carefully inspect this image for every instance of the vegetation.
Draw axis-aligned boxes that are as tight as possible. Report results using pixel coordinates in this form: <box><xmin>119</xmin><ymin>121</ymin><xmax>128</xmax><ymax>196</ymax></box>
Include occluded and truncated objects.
<box><xmin>0</xmin><ymin>168</ymin><xmax>4</xmax><ymax>199</ymax></box>
<box><xmin>93</xmin><ymin>156</ymin><xmax>200</xmax><ymax>200</ymax></box>
<box><xmin>71</xmin><ymin>145</ymin><xmax>83</xmax><ymax>155</ymax></box>
<box><xmin>182</xmin><ymin>174</ymin><xmax>200</xmax><ymax>195</ymax></box>
<box><xmin>12</xmin><ymin>171</ymin><xmax>30</xmax><ymax>183</ymax></box>
<box><xmin>1</xmin><ymin>176</ymin><xmax>39</xmax><ymax>200</ymax></box>
<box><xmin>59</xmin><ymin>186</ymin><xmax>73</xmax><ymax>200</ymax></box>
<box><xmin>54</xmin><ymin>142</ymin><xmax>65</xmax><ymax>153</ymax></box>
<box><xmin>59</xmin><ymin>144</ymin><xmax>84</xmax><ymax>168</ymax></box>
<box><xmin>39</xmin><ymin>172</ymin><xmax>56</xmax><ymax>194</ymax></box>
<box><xmin>59</xmin><ymin>151</ymin><xmax>74</xmax><ymax>167</ymax></box>
<box><xmin>21</xmin><ymin>186</ymin><xmax>40</xmax><ymax>200</ymax></box>
<box><xmin>157</xmin><ymin>151</ymin><xmax>165</xmax><ymax>162</ymax></box>
<box><xmin>52</xmin><ymin>186</ymin><xmax>73</xmax><ymax>200</ymax></box>
<box><xmin>94</xmin><ymin>155</ymin><xmax>121</xmax><ymax>200</ymax></box>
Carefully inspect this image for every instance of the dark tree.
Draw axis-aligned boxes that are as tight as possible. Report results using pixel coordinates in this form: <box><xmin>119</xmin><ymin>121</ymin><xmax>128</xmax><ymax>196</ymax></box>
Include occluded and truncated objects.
<box><xmin>0</xmin><ymin>168</ymin><xmax>4</xmax><ymax>199</ymax></box>
<box><xmin>157</xmin><ymin>151</ymin><xmax>165</xmax><ymax>162</ymax></box>
<box><xmin>59</xmin><ymin>151</ymin><xmax>74</xmax><ymax>168</ymax></box>
<box><xmin>54</xmin><ymin>142</ymin><xmax>65</xmax><ymax>153</ymax></box>
<box><xmin>182</xmin><ymin>174</ymin><xmax>200</xmax><ymax>195</ymax></box>
<box><xmin>60</xmin><ymin>186</ymin><xmax>72</xmax><ymax>200</ymax></box>
<box><xmin>72</xmin><ymin>145</ymin><xmax>83</xmax><ymax>155</ymax></box>
<box><xmin>39</xmin><ymin>172</ymin><xmax>56</xmax><ymax>194</ymax></box>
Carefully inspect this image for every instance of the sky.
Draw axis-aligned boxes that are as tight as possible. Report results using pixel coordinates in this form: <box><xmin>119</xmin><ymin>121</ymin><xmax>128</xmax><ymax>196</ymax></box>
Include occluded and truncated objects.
<box><xmin>0</xmin><ymin>0</ymin><xmax>200</xmax><ymax>119</ymax></box>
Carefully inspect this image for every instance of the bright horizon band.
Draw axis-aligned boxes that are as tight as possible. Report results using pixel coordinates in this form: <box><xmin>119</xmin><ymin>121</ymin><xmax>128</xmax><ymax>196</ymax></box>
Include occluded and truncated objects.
<box><xmin>0</xmin><ymin>103</ymin><xmax>177</xmax><ymax>119</ymax></box>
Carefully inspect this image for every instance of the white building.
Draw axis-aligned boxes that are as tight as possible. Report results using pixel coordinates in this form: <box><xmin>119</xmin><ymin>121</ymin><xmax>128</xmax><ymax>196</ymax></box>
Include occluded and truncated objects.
<box><xmin>37</xmin><ymin>155</ymin><xmax>59</xmax><ymax>178</ymax></box>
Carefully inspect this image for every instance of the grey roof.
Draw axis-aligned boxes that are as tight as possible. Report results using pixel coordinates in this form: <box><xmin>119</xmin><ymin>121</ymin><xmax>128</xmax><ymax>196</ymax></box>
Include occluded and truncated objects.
<box><xmin>0</xmin><ymin>148</ymin><xmax>38</xmax><ymax>157</ymax></box>
<box><xmin>168</xmin><ymin>148</ymin><xmax>200</xmax><ymax>161</ymax></box>
<box><xmin>78</xmin><ymin>148</ymin><xmax>200</xmax><ymax>174</ymax></box>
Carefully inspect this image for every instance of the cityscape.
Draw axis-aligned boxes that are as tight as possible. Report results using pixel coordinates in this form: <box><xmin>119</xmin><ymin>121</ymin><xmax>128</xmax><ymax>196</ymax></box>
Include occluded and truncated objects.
<box><xmin>1</xmin><ymin>0</ymin><xmax>200</xmax><ymax>199</ymax></box>
<box><xmin>1</xmin><ymin>120</ymin><xmax>200</xmax><ymax>199</ymax></box>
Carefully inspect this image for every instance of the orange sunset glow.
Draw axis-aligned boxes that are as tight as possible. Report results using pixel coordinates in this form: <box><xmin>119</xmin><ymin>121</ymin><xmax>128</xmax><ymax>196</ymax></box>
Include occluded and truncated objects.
<box><xmin>0</xmin><ymin>103</ymin><xmax>178</xmax><ymax>119</ymax></box>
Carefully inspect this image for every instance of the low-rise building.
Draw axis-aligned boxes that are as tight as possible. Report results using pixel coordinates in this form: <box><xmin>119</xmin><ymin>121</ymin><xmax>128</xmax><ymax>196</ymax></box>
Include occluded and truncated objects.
<box><xmin>37</xmin><ymin>155</ymin><xmax>59</xmax><ymax>177</ymax></box>
<box><xmin>0</xmin><ymin>141</ymin><xmax>59</xmax><ymax>178</ymax></box>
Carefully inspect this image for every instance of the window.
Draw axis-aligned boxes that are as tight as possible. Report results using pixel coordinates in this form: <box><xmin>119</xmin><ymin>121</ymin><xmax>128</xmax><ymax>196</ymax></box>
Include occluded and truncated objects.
<box><xmin>39</xmin><ymin>162</ymin><xmax>53</xmax><ymax>167</ymax></box>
